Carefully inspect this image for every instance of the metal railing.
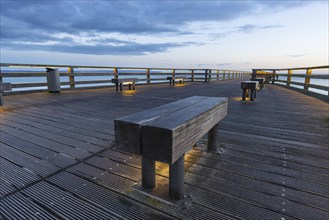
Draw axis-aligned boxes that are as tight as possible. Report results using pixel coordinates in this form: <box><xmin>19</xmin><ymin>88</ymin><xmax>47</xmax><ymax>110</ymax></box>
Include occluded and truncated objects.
<box><xmin>0</xmin><ymin>63</ymin><xmax>250</xmax><ymax>93</ymax></box>
<box><xmin>252</xmin><ymin>65</ymin><xmax>329</xmax><ymax>100</ymax></box>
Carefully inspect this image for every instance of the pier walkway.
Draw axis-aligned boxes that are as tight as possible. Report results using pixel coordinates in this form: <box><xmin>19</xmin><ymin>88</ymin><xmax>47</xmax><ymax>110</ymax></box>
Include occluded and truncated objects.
<box><xmin>1</xmin><ymin>78</ymin><xmax>328</xmax><ymax>219</ymax></box>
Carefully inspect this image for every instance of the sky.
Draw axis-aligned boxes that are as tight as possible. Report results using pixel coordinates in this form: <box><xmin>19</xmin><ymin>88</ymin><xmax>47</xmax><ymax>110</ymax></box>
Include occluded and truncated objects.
<box><xmin>0</xmin><ymin>0</ymin><xmax>328</xmax><ymax>71</ymax></box>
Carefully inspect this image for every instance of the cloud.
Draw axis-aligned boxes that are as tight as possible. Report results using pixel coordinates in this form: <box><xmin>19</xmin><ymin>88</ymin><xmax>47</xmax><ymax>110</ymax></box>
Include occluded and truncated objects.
<box><xmin>0</xmin><ymin>0</ymin><xmax>310</xmax><ymax>55</ymax></box>
<box><xmin>2</xmin><ymin>37</ymin><xmax>191</xmax><ymax>55</ymax></box>
<box><xmin>285</xmin><ymin>54</ymin><xmax>312</xmax><ymax>58</ymax></box>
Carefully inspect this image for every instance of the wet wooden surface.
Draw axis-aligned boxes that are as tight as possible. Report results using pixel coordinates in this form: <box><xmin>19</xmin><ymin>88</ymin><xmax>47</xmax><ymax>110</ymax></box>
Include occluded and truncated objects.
<box><xmin>1</xmin><ymin>78</ymin><xmax>328</xmax><ymax>219</ymax></box>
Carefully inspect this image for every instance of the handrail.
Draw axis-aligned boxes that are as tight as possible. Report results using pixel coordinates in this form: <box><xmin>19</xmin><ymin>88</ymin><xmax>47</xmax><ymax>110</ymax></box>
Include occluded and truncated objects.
<box><xmin>0</xmin><ymin>63</ymin><xmax>251</xmax><ymax>93</ymax></box>
<box><xmin>251</xmin><ymin>65</ymin><xmax>329</xmax><ymax>100</ymax></box>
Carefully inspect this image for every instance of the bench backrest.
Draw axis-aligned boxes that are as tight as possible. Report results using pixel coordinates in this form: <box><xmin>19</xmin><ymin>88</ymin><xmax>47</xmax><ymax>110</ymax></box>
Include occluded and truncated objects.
<box><xmin>115</xmin><ymin>96</ymin><xmax>228</xmax><ymax>164</ymax></box>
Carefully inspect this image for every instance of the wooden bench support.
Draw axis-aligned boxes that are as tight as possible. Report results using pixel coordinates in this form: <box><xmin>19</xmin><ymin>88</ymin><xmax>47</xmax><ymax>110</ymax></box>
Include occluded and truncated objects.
<box><xmin>241</xmin><ymin>81</ymin><xmax>258</xmax><ymax>101</ymax></box>
<box><xmin>112</xmin><ymin>78</ymin><xmax>138</xmax><ymax>92</ymax></box>
<box><xmin>167</xmin><ymin>77</ymin><xmax>186</xmax><ymax>85</ymax></box>
<box><xmin>169</xmin><ymin>155</ymin><xmax>185</xmax><ymax>200</ymax></box>
<box><xmin>208</xmin><ymin>123</ymin><xmax>220</xmax><ymax>151</ymax></box>
<box><xmin>142</xmin><ymin>157</ymin><xmax>156</xmax><ymax>190</ymax></box>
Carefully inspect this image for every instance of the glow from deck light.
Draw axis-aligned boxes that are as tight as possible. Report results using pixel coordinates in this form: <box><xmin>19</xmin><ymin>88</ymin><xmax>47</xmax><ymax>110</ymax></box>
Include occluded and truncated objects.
<box><xmin>122</xmin><ymin>90</ymin><xmax>136</xmax><ymax>96</ymax></box>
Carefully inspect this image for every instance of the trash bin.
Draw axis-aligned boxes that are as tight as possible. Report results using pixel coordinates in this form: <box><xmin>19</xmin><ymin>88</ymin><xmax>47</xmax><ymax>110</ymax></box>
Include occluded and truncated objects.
<box><xmin>46</xmin><ymin>68</ymin><xmax>60</xmax><ymax>93</ymax></box>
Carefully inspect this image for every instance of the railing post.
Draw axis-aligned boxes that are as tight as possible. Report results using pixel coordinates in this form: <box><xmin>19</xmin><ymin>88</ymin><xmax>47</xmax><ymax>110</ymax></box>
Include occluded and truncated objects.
<box><xmin>287</xmin><ymin>69</ymin><xmax>292</xmax><ymax>86</ymax></box>
<box><xmin>251</xmin><ymin>69</ymin><xmax>257</xmax><ymax>80</ymax></box>
<box><xmin>216</xmin><ymin>70</ymin><xmax>219</xmax><ymax>80</ymax></box>
<box><xmin>114</xmin><ymin>68</ymin><xmax>118</xmax><ymax>79</ymax></box>
<box><xmin>304</xmin><ymin>69</ymin><xmax>312</xmax><ymax>90</ymax></box>
<box><xmin>208</xmin><ymin>70</ymin><xmax>212</xmax><ymax>82</ymax></box>
<box><xmin>272</xmin><ymin>70</ymin><xmax>276</xmax><ymax>84</ymax></box>
<box><xmin>68</xmin><ymin>66</ymin><xmax>75</xmax><ymax>89</ymax></box>
<box><xmin>204</xmin><ymin>69</ymin><xmax>208</xmax><ymax>82</ymax></box>
<box><xmin>223</xmin><ymin>71</ymin><xmax>226</xmax><ymax>80</ymax></box>
<box><xmin>191</xmin><ymin>69</ymin><xmax>194</xmax><ymax>82</ymax></box>
<box><xmin>146</xmin><ymin>68</ymin><xmax>150</xmax><ymax>84</ymax></box>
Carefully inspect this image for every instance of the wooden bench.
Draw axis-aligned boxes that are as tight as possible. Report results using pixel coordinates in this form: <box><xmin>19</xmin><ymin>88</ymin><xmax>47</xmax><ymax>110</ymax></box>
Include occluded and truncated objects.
<box><xmin>251</xmin><ymin>78</ymin><xmax>265</xmax><ymax>89</ymax></box>
<box><xmin>241</xmin><ymin>81</ymin><xmax>258</xmax><ymax>101</ymax></box>
<box><xmin>111</xmin><ymin>78</ymin><xmax>138</xmax><ymax>92</ymax></box>
<box><xmin>114</xmin><ymin>96</ymin><xmax>228</xmax><ymax>200</ymax></box>
<box><xmin>0</xmin><ymin>82</ymin><xmax>12</xmax><ymax>105</ymax></box>
<box><xmin>167</xmin><ymin>76</ymin><xmax>186</xmax><ymax>85</ymax></box>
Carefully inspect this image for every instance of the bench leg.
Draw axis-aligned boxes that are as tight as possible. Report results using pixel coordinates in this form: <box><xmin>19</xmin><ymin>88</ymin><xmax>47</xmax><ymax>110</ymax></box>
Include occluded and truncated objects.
<box><xmin>250</xmin><ymin>89</ymin><xmax>255</xmax><ymax>101</ymax></box>
<box><xmin>128</xmin><ymin>83</ymin><xmax>132</xmax><ymax>90</ymax></box>
<box><xmin>142</xmin><ymin>157</ymin><xmax>156</xmax><ymax>189</ymax></box>
<box><xmin>120</xmin><ymin>83</ymin><xmax>123</xmax><ymax>92</ymax></box>
<box><xmin>169</xmin><ymin>155</ymin><xmax>184</xmax><ymax>200</ymax></box>
<box><xmin>242</xmin><ymin>89</ymin><xmax>246</xmax><ymax>100</ymax></box>
<box><xmin>0</xmin><ymin>93</ymin><xmax>3</xmax><ymax>105</ymax></box>
<box><xmin>208</xmin><ymin>123</ymin><xmax>219</xmax><ymax>151</ymax></box>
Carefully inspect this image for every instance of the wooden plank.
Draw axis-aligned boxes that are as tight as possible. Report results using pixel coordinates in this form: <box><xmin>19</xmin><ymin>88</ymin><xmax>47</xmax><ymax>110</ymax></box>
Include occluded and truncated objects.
<box><xmin>22</xmin><ymin>182</ymin><xmax>119</xmax><ymax>219</ymax></box>
<box><xmin>142</xmin><ymin>97</ymin><xmax>227</xmax><ymax>164</ymax></box>
<box><xmin>48</xmin><ymin>172</ymin><xmax>173</xmax><ymax>219</ymax></box>
<box><xmin>184</xmin><ymin>159</ymin><xmax>329</xmax><ymax>212</ymax></box>
<box><xmin>1</xmin><ymin>112</ymin><xmax>110</xmax><ymax>147</ymax></box>
<box><xmin>0</xmin><ymin>117</ymin><xmax>104</xmax><ymax>153</ymax></box>
<box><xmin>114</xmin><ymin>96</ymin><xmax>206</xmax><ymax>154</ymax></box>
<box><xmin>1</xmin><ymin>192</ymin><xmax>58</xmax><ymax>219</ymax></box>
<box><xmin>0</xmin><ymin>131</ymin><xmax>76</xmax><ymax>168</ymax></box>
<box><xmin>1</xmin><ymin>143</ymin><xmax>59</xmax><ymax>177</ymax></box>
<box><xmin>0</xmin><ymin>158</ymin><xmax>40</xmax><ymax>192</ymax></box>
<box><xmin>0</xmin><ymin>125</ymin><xmax>91</xmax><ymax>160</ymax></box>
<box><xmin>67</xmin><ymin>163</ymin><xmax>239</xmax><ymax>219</ymax></box>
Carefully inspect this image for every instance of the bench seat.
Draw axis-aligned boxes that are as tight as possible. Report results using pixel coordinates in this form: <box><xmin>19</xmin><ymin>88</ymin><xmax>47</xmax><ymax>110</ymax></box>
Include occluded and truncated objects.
<box><xmin>251</xmin><ymin>78</ymin><xmax>265</xmax><ymax>89</ymax></box>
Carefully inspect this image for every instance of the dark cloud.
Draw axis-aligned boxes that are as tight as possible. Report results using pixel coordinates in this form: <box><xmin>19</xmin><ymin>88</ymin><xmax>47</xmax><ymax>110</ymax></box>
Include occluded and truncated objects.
<box><xmin>1</xmin><ymin>38</ymin><xmax>190</xmax><ymax>55</ymax></box>
<box><xmin>0</xmin><ymin>0</ymin><xmax>309</xmax><ymax>55</ymax></box>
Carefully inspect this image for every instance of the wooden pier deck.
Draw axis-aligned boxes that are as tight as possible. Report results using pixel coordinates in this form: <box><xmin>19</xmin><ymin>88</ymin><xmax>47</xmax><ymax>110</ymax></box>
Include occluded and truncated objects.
<box><xmin>1</xmin><ymin>78</ymin><xmax>328</xmax><ymax>220</ymax></box>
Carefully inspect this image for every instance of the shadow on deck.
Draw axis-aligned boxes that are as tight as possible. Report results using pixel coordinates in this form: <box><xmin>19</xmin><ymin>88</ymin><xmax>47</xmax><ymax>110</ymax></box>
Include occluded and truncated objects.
<box><xmin>1</xmin><ymin>79</ymin><xmax>328</xmax><ymax>219</ymax></box>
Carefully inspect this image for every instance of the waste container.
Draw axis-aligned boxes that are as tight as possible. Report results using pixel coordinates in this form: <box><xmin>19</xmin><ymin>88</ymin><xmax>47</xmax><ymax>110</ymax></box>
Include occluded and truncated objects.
<box><xmin>46</xmin><ymin>68</ymin><xmax>60</xmax><ymax>93</ymax></box>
